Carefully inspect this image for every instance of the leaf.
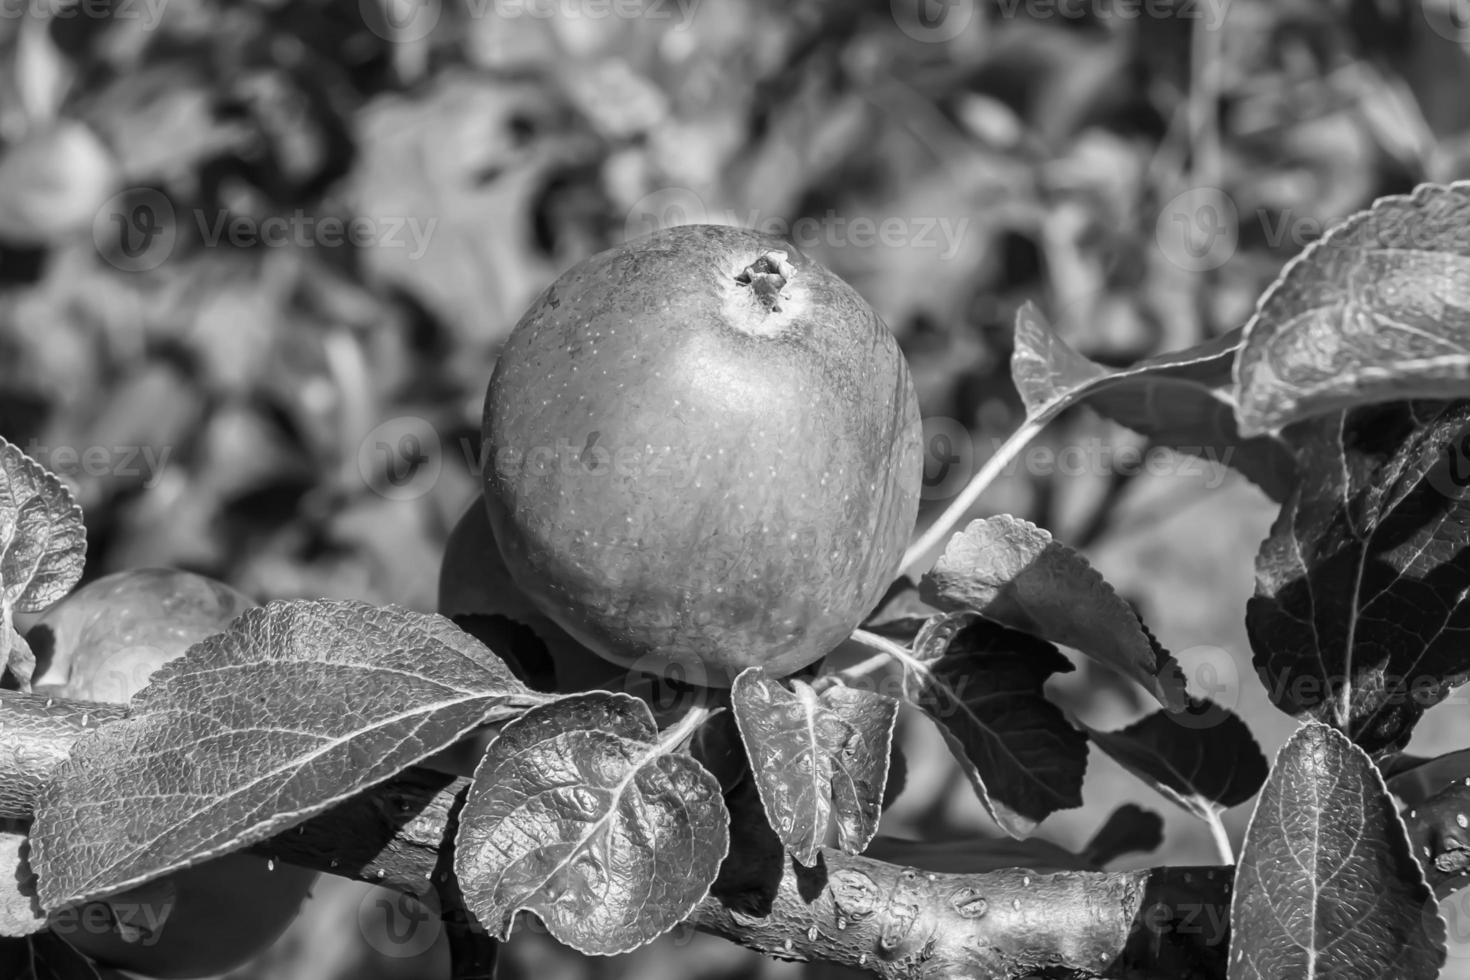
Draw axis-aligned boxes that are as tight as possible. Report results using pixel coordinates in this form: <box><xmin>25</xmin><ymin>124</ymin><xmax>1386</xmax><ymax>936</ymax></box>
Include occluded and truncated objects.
<box><xmin>1235</xmin><ymin>181</ymin><xmax>1470</xmax><ymax>436</ymax></box>
<box><xmin>1083</xmin><ymin>698</ymin><xmax>1268</xmax><ymax>822</ymax></box>
<box><xmin>860</xmin><ymin>576</ymin><xmax>934</xmax><ymax>641</ymax></box>
<box><xmin>32</xmin><ymin>600</ymin><xmax>546</xmax><ymax>909</ymax></box>
<box><xmin>730</xmin><ymin>669</ymin><xmax>897</xmax><ymax>865</ymax></box>
<box><xmin>902</xmin><ymin>613</ymin><xmax>1087</xmax><ymax>837</ymax></box>
<box><xmin>1230</xmin><ymin>722</ymin><xmax>1445</xmax><ymax>980</ymax></box>
<box><xmin>921</xmin><ymin>515</ymin><xmax>1186</xmax><ymax>711</ymax></box>
<box><xmin>0</xmin><ymin>828</ymin><xmax>42</xmax><ymax>937</ymax></box>
<box><xmin>0</xmin><ymin>436</ymin><xmax>86</xmax><ymax>613</ymax></box>
<box><xmin>862</xmin><ymin>833</ymin><xmax>1094</xmax><ymax>874</ymax></box>
<box><xmin>1248</xmin><ymin>400</ymin><xmax>1470</xmax><ymax>753</ymax></box>
<box><xmin>454</xmin><ymin>693</ymin><xmax>727</xmax><ymax>955</ymax></box>
<box><xmin>0</xmin><ymin>932</ymin><xmax>110</xmax><ymax>979</ymax></box>
<box><xmin>1081</xmin><ymin>803</ymin><xmax>1165</xmax><ymax>866</ymax></box>
<box><xmin>1402</xmin><ymin>779</ymin><xmax>1470</xmax><ymax>896</ymax></box>
<box><xmin>1013</xmin><ymin>304</ymin><xmax>1296</xmax><ymax>500</ymax></box>
<box><xmin>5</xmin><ymin>627</ymin><xmax>33</xmax><ymax>693</ymax></box>
<box><xmin>1385</xmin><ymin>748</ymin><xmax>1470</xmax><ymax>806</ymax></box>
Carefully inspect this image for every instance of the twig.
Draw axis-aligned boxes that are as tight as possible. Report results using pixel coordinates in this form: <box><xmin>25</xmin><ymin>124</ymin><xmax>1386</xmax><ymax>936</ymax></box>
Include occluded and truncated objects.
<box><xmin>901</xmin><ymin>418</ymin><xmax>1047</xmax><ymax>578</ymax></box>
<box><xmin>1204</xmin><ymin>811</ymin><xmax>1235</xmax><ymax>867</ymax></box>
<box><xmin>3</xmin><ymin>691</ymin><xmax>1468</xmax><ymax>978</ymax></box>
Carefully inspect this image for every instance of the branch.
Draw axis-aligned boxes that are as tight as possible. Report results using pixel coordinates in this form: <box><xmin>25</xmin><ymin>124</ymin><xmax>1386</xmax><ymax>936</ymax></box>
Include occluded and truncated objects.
<box><xmin>0</xmin><ymin>691</ymin><xmax>1461</xmax><ymax>978</ymax></box>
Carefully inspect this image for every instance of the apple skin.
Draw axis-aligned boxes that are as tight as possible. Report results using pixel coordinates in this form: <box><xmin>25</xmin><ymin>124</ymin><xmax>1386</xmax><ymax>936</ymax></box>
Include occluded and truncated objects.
<box><xmin>31</xmin><ymin>568</ymin><xmax>316</xmax><ymax>979</ymax></box>
<box><xmin>437</xmin><ymin>498</ymin><xmax>628</xmax><ymax>695</ymax></box>
<box><xmin>30</xmin><ymin>568</ymin><xmax>256</xmax><ymax>702</ymax></box>
<box><xmin>482</xmin><ymin>224</ymin><xmax>922</xmax><ymax>686</ymax></box>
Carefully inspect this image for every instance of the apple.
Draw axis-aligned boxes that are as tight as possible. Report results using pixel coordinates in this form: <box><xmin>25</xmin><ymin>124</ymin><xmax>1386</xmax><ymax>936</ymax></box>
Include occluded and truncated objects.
<box><xmin>32</xmin><ymin>568</ymin><xmax>316</xmax><ymax>979</ymax></box>
<box><xmin>437</xmin><ymin>499</ymin><xmax>629</xmax><ymax>695</ymax></box>
<box><xmin>481</xmin><ymin>224</ymin><xmax>922</xmax><ymax>686</ymax></box>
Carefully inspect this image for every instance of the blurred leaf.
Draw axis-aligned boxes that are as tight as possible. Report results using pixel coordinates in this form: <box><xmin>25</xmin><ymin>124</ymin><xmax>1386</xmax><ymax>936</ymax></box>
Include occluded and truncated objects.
<box><xmin>731</xmin><ymin>669</ymin><xmax>896</xmax><ymax>865</ymax></box>
<box><xmin>921</xmin><ymin>515</ymin><xmax>1186</xmax><ymax>710</ymax></box>
<box><xmin>1230</xmin><ymin>722</ymin><xmax>1444</xmax><ymax>980</ymax></box>
<box><xmin>1083</xmin><ymin>698</ymin><xmax>1267</xmax><ymax>821</ymax></box>
<box><xmin>1013</xmin><ymin>303</ymin><xmax>1296</xmax><ymax>501</ymax></box>
<box><xmin>902</xmin><ymin>612</ymin><xmax>1086</xmax><ymax>838</ymax></box>
<box><xmin>1249</xmin><ymin>400</ymin><xmax>1470</xmax><ymax>753</ymax></box>
<box><xmin>1235</xmin><ymin>182</ymin><xmax>1470</xmax><ymax>436</ymax></box>
<box><xmin>32</xmin><ymin>600</ymin><xmax>547</xmax><ymax>909</ymax></box>
<box><xmin>349</xmin><ymin>71</ymin><xmax>572</xmax><ymax>346</ymax></box>
<box><xmin>455</xmin><ymin>693</ymin><xmax>727</xmax><ymax>954</ymax></box>
<box><xmin>1081</xmin><ymin>803</ymin><xmax>1164</xmax><ymax>866</ymax></box>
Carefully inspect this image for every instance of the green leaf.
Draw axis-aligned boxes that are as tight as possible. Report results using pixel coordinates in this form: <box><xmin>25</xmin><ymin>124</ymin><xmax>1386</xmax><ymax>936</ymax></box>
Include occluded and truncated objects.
<box><xmin>1249</xmin><ymin>400</ymin><xmax>1470</xmax><ymax>753</ymax></box>
<box><xmin>1013</xmin><ymin>303</ymin><xmax>1296</xmax><ymax>500</ymax></box>
<box><xmin>31</xmin><ymin>601</ymin><xmax>545</xmax><ymax>909</ymax></box>
<box><xmin>1235</xmin><ymin>181</ymin><xmax>1470</xmax><ymax>436</ymax></box>
<box><xmin>921</xmin><ymin>515</ymin><xmax>1186</xmax><ymax>710</ymax></box>
<box><xmin>902</xmin><ymin>613</ymin><xmax>1087</xmax><ymax>837</ymax></box>
<box><xmin>731</xmin><ymin>668</ymin><xmax>897</xmax><ymax>865</ymax></box>
<box><xmin>1231</xmin><ymin>723</ymin><xmax>1445</xmax><ymax>980</ymax></box>
<box><xmin>454</xmin><ymin>693</ymin><xmax>727</xmax><ymax>955</ymax></box>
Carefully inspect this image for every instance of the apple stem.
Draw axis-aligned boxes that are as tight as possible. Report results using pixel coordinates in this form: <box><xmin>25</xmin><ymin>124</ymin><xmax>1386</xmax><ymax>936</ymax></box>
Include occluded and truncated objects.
<box><xmin>736</xmin><ymin>250</ymin><xmax>796</xmax><ymax>312</ymax></box>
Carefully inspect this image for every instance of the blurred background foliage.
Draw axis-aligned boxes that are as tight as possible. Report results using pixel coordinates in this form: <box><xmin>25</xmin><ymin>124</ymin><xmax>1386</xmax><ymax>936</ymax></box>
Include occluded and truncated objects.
<box><xmin>2</xmin><ymin>0</ymin><xmax>1469</xmax><ymax>976</ymax></box>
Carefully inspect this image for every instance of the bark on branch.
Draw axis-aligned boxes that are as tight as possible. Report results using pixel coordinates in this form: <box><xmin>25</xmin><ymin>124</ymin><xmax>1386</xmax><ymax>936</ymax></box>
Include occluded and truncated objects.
<box><xmin>2</xmin><ymin>691</ymin><xmax>1465</xmax><ymax>979</ymax></box>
